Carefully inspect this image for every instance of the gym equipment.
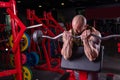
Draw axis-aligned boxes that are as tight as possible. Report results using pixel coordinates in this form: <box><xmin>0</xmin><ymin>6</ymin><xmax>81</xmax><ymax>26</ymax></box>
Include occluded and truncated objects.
<box><xmin>0</xmin><ymin>1</ymin><xmax>42</xmax><ymax>80</ymax></box>
<box><xmin>10</xmin><ymin>53</ymin><xmax>27</xmax><ymax>67</ymax></box>
<box><xmin>22</xmin><ymin>66</ymin><xmax>32</xmax><ymax>80</ymax></box>
<box><xmin>5</xmin><ymin>15</ymin><xmax>11</xmax><ymax>32</ymax></box>
<box><xmin>26</xmin><ymin>52</ymin><xmax>39</xmax><ymax>66</ymax></box>
<box><xmin>61</xmin><ymin>46</ymin><xmax>104</xmax><ymax>72</ymax></box>
<box><xmin>21</xmin><ymin>53</ymin><xmax>27</xmax><ymax>65</ymax></box>
<box><xmin>32</xmin><ymin>30</ymin><xmax>120</xmax><ymax>42</ymax></box>
<box><xmin>10</xmin><ymin>54</ymin><xmax>14</xmax><ymax>67</ymax></box>
<box><xmin>32</xmin><ymin>30</ymin><xmax>43</xmax><ymax>43</ymax></box>
<box><xmin>9</xmin><ymin>33</ymin><xmax>31</xmax><ymax>52</ymax></box>
<box><xmin>0</xmin><ymin>24</ymin><xmax>42</xmax><ymax>43</ymax></box>
<box><xmin>13</xmin><ymin>66</ymin><xmax>32</xmax><ymax>80</ymax></box>
<box><xmin>118</xmin><ymin>43</ymin><xmax>120</xmax><ymax>53</ymax></box>
<box><xmin>26</xmin><ymin>24</ymin><xmax>42</xmax><ymax>29</ymax></box>
<box><xmin>27</xmin><ymin>9</ymin><xmax>65</xmax><ymax>75</ymax></box>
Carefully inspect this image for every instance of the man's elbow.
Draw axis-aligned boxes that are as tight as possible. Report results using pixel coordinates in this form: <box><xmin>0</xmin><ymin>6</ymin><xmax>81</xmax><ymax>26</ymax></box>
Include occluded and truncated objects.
<box><xmin>88</xmin><ymin>53</ymin><xmax>98</xmax><ymax>61</ymax></box>
<box><xmin>88</xmin><ymin>57</ymin><xmax>96</xmax><ymax>61</ymax></box>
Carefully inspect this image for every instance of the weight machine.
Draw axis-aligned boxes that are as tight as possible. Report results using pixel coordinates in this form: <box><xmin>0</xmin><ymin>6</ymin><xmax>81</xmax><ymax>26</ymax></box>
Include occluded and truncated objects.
<box><xmin>0</xmin><ymin>0</ymin><xmax>28</xmax><ymax>80</ymax></box>
<box><xmin>27</xmin><ymin>9</ymin><xmax>65</xmax><ymax>74</ymax></box>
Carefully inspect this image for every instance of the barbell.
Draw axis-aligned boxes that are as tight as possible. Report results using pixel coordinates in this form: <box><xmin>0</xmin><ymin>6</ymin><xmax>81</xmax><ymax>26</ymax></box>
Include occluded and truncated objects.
<box><xmin>32</xmin><ymin>30</ymin><xmax>120</xmax><ymax>42</ymax></box>
<box><xmin>0</xmin><ymin>24</ymin><xmax>42</xmax><ymax>43</ymax></box>
<box><xmin>0</xmin><ymin>24</ymin><xmax>42</xmax><ymax>52</ymax></box>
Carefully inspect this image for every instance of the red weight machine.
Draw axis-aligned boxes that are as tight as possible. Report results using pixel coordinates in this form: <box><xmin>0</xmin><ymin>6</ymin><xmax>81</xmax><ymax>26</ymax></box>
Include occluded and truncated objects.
<box><xmin>27</xmin><ymin>9</ymin><xmax>65</xmax><ymax>74</ymax></box>
<box><xmin>0</xmin><ymin>0</ymin><xmax>27</xmax><ymax>80</ymax></box>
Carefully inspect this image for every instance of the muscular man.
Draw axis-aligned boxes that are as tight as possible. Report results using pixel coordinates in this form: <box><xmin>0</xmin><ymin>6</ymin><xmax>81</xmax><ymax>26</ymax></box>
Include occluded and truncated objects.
<box><xmin>61</xmin><ymin>15</ymin><xmax>101</xmax><ymax>80</ymax></box>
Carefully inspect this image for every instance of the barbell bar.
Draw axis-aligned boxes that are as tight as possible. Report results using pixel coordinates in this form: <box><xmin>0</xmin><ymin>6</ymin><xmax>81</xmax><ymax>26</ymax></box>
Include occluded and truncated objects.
<box><xmin>0</xmin><ymin>24</ymin><xmax>42</xmax><ymax>43</ymax></box>
<box><xmin>32</xmin><ymin>30</ymin><xmax>120</xmax><ymax>42</ymax></box>
<box><xmin>91</xmin><ymin>34</ymin><xmax>120</xmax><ymax>40</ymax></box>
<box><xmin>26</xmin><ymin>24</ymin><xmax>42</xmax><ymax>29</ymax></box>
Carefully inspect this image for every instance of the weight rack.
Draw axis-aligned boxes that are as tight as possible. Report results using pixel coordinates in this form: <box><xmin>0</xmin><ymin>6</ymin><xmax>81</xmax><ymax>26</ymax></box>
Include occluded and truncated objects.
<box><xmin>0</xmin><ymin>0</ymin><xmax>26</xmax><ymax>80</ymax></box>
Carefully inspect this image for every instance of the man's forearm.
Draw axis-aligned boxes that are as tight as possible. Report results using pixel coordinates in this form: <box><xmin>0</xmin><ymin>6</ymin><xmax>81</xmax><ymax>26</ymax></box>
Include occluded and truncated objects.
<box><xmin>61</xmin><ymin>40</ymin><xmax>73</xmax><ymax>60</ymax></box>
<box><xmin>83</xmin><ymin>39</ymin><xmax>94</xmax><ymax>61</ymax></box>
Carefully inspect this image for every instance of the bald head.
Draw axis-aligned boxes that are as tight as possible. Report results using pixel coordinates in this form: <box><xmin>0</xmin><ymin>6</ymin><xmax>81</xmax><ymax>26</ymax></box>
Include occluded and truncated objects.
<box><xmin>72</xmin><ymin>15</ymin><xmax>87</xmax><ymax>33</ymax></box>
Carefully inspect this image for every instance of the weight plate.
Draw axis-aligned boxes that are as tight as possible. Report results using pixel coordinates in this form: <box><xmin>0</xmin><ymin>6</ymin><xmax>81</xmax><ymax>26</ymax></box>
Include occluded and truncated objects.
<box><xmin>33</xmin><ymin>30</ymin><xmax>43</xmax><ymax>42</ymax></box>
<box><xmin>9</xmin><ymin>33</ymin><xmax>30</xmax><ymax>52</ymax></box>
<box><xmin>10</xmin><ymin>54</ymin><xmax>14</xmax><ymax>67</ymax></box>
<box><xmin>26</xmin><ymin>52</ymin><xmax>39</xmax><ymax>66</ymax></box>
<box><xmin>21</xmin><ymin>53</ymin><xmax>27</xmax><ymax>65</ymax></box>
<box><xmin>22</xmin><ymin>66</ymin><xmax>32</xmax><ymax>80</ymax></box>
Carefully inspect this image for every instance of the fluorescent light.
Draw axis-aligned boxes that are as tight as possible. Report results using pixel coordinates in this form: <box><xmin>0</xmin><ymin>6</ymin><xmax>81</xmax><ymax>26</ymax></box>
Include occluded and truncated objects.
<box><xmin>5</xmin><ymin>48</ymin><xmax>8</xmax><ymax>51</ymax></box>
<box><xmin>17</xmin><ymin>1</ymin><xmax>21</xmax><ymax>3</ymax></box>
<box><xmin>61</xmin><ymin>2</ymin><xmax>64</xmax><ymax>6</ymax></box>
<box><xmin>38</xmin><ymin>5</ymin><xmax>42</xmax><ymax>8</ymax></box>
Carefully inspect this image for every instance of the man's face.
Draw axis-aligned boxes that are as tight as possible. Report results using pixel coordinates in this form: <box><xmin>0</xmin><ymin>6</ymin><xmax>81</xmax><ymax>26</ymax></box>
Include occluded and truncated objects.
<box><xmin>72</xmin><ymin>18</ymin><xmax>85</xmax><ymax>33</ymax></box>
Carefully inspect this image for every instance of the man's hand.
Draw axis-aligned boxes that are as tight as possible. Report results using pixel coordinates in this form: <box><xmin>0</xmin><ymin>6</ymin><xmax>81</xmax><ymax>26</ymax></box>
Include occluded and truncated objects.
<box><xmin>62</xmin><ymin>31</ymin><xmax>72</xmax><ymax>42</ymax></box>
<box><xmin>81</xmin><ymin>30</ymin><xmax>91</xmax><ymax>41</ymax></box>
